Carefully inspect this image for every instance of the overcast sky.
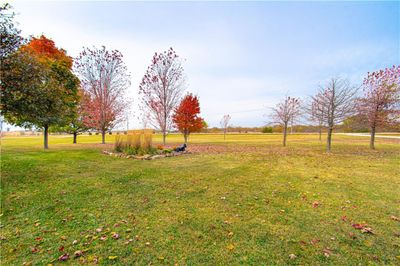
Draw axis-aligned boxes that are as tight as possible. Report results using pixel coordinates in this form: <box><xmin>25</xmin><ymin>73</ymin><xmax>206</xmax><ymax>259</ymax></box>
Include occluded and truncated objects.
<box><xmin>6</xmin><ymin>1</ymin><xmax>400</xmax><ymax>129</ymax></box>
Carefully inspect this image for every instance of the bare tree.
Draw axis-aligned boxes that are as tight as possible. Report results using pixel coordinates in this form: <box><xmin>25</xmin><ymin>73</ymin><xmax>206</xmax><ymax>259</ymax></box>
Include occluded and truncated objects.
<box><xmin>139</xmin><ymin>48</ymin><xmax>185</xmax><ymax>145</ymax></box>
<box><xmin>220</xmin><ymin>114</ymin><xmax>231</xmax><ymax>140</ymax></box>
<box><xmin>312</xmin><ymin>77</ymin><xmax>358</xmax><ymax>152</ymax></box>
<box><xmin>75</xmin><ymin>46</ymin><xmax>131</xmax><ymax>144</ymax></box>
<box><xmin>271</xmin><ymin>96</ymin><xmax>301</xmax><ymax>147</ymax></box>
<box><xmin>305</xmin><ymin>93</ymin><xmax>326</xmax><ymax>141</ymax></box>
<box><xmin>358</xmin><ymin>66</ymin><xmax>400</xmax><ymax>149</ymax></box>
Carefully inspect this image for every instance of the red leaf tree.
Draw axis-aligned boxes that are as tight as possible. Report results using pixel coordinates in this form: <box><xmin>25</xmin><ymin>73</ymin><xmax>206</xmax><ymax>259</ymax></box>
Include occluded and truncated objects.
<box><xmin>139</xmin><ymin>48</ymin><xmax>185</xmax><ymax>145</ymax></box>
<box><xmin>172</xmin><ymin>93</ymin><xmax>204</xmax><ymax>144</ymax></box>
<box><xmin>75</xmin><ymin>46</ymin><xmax>131</xmax><ymax>144</ymax></box>
<box><xmin>358</xmin><ymin>66</ymin><xmax>400</xmax><ymax>149</ymax></box>
<box><xmin>64</xmin><ymin>89</ymin><xmax>92</xmax><ymax>144</ymax></box>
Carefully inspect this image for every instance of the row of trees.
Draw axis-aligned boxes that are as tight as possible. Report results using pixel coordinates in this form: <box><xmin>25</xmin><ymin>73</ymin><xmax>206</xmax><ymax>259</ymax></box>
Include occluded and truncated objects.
<box><xmin>1</xmin><ymin>4</ymin><xmax>398</xmax><ymax>150</ymax></box>
<box><xmin>1</xmin><ymin>4</ymin><xmax>204</xmax><ymax>148</ymax></box>
<box><xmin>271</xmin><ymin>69</ymin><xmax>400</xmax><ymax>152</ymax></box>
<box><xmin>138</xmin><ymin>48</ymin><xmax>205</xmax><ymax>145</ymax></box>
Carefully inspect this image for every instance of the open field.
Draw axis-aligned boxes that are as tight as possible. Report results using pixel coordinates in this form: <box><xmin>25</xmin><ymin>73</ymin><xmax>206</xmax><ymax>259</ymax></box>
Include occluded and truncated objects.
<box><xmin>1</xmin><ymin>133</ymin><xmax>400</xmax><ymax>265</ymax></box>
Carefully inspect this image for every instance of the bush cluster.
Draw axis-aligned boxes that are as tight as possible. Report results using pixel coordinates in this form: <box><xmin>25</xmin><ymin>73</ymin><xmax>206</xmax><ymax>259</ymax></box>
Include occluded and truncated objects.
<box><xmin>114</xmin><ymin>131</ymin><xmax>156</xmax><ymax>155</ymax></box>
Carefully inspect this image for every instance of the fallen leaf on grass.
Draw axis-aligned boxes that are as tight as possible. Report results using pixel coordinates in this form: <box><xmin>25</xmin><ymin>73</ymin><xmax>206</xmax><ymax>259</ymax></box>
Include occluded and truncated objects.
<box><xmin>391</xmin><ymin>216</ymin><xmax>400</xmax><ymax>222</ymax></box>
<box><xmin>228</xmin><ymin>232</ymin><xmax>234</xmax><ymax>237</ymax></box>
<box><xmin>100</xmin><ymin>236</ymin><xmax>107</xmax><ymax>241</ymax></box>
<box><xmin>58</xmin><ymin>254</ymin><xmax>69</xmax><ymax>261</ymax></box>
<box><xmin>111</xmin><ymin>233</ymin><xmax>120</xmax><ymax>239</ymax></box>
<box><xmin>30</xmin><ymin>247</ymin><xmax>39</xmax><ymax>253</ymax></box>
<box><xmin>312</xmin><ymin>201</ymin><xmax>319</xmax><ymax>208</ymax></box>
<box><xmin>323</xmin><ymin>248</ymin><xmax>332</xmax><ymax>257</ymax></box>
<box><xmin>72</xmin><ymin>240</ymin><xmax>78</xmax><ymax>245</ymax></box>
<box><xmin>108</xmin><ymin>256</ymin><xmax>118</xmax><ymax>260</ymax></box>
<box><xmin>361</xmin><ymin>227</ymin><xmax>374</xmax><ymax>234</ymax></box>
<box><xmin>58</xmin><ymin>246</ymin><xmax>64</xmax><ymax>252</ymax></box>
<box><xmin>289</xmin><ymin>254</ymin><xmax>297</xmax><ymax>259</ymax></box>
<box><xmin>95</xmin><ymin>228</ymin><xmax>102</xmax><ymax>233</ymax></box>
<box><xmin>74</xmin><ymin>250</ymin><xmax>83</xmax><ymax>258</ymax></box>
<box><xmin>124</xmin><ymin>239</ymin><xmax>134</xmax><ymax>245</ymax></box>
<box><xmin>352</xmin><ymin>223</ymin><xmax>374</xmax><ymax>234</ymax></box>
<box><xmin>299</xmin><ymin>240</ymin><xmax>307</xmax><ymax>246</ymax></box>
<box><xmin>352</xmin><ymin>223</ymin><xmax>367</xmax><ymax>229</ymax></box>
<box><xmin>87</xmin><ymin>255</ymin><xmax>99</xmax><ymax>263</ymax></box>
<box><xmin>310</xmin><ymin>239</ymin><xmax>320</xmax><ymax>245</ymax></box>
<box><xmin>226</xmin><ymin>244</ymin><xmax>235</xmax><ymax>250</ymax></box>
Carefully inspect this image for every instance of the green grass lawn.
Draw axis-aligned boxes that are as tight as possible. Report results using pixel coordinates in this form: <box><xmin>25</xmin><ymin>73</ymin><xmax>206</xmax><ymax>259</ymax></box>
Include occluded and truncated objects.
<box><xmin>1</xmin><ymin>133</ymin><xmax>399</xmax><ymax>265</ymax></box>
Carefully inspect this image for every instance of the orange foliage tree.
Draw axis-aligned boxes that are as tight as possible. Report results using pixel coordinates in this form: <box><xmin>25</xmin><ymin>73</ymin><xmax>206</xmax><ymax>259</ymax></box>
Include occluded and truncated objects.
<box><xmin>172</xmin><ymin>93</ymin><xmax>204</xmax><ymax>143</ymax></box>
<box><xmin>22</xmin><ymin>35</ymin><xmax>73</xmax><ymax>68</ymax></box>
<box><xmin>1</xmin><ymin>35</ymin><xmax>79</xmax><ymax>149</ymax></box>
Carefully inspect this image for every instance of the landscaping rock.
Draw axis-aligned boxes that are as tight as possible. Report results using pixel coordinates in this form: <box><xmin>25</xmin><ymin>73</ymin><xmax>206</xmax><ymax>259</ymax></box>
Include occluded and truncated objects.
<box><xmin>150</xmin><ymin>155</ymin><xmax>165</xmax><ymax>160</ymax></box>
<box><xmin>102</xmin><ymin>150</ymin><xmax>189</xmax><ymax>160</ymax></box>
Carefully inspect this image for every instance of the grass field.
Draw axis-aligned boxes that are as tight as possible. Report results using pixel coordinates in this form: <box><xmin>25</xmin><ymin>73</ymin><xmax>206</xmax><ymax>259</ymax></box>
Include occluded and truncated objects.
<box><xmin>1</xmin><ymin>133</ymin><xmax>399</xmax><ymax>265</ymax></box>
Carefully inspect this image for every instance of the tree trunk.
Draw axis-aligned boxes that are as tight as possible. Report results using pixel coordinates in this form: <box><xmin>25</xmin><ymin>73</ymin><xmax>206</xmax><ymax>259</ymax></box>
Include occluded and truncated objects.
<box><xmin>184</xmin><ymin>133</ymin><xmax>188</xmax><ymax>144</ymax></box>
<box><xmin>326</xmin><ymin>127</ymin><xmax>333</xmax><ymax>152</ymax></box>
<box><xmin>224</xmin><ymin>129</ymin><xmax>226</xmax><ymax>140</ymax></box>
<box><xmin>162</xmin><ymin>130</ymin><xmax>166</xmax><ymax>145</ymax></box>
<box><xmin>283</xmin><ymin>124</ymin><xmax>287</xmax><ymax>147</ymax></box>
<box><xmin>73</xmin><ymin>132</ymin><xmax>77</xmax><ymax>144</ymax></box>
<box><xmin>101</xmin><ymin>130</ymin><xmax>106</xmax><ymax>144</ymax></box>
<box><xmin>318</xmin><ymin>127</ymin><xmax>322</xmax><ymax>141</ymax></box>
<box><xmin>370</xmin><ymin>126</ymin><xmax>376</xmax><ymax>150</ymax></box>
<box><xmin>283</xmin><ymin>123</ymin><xmax>287</xmax><ymax>147</ymax></box>
<box><xmin>44</xmin><ymin>125</ymin><xmax>49</xmax><ymax>150</ymax></box>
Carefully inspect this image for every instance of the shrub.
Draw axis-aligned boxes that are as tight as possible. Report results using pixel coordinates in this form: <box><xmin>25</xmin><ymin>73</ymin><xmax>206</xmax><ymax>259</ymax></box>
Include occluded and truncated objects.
<box><xmin>142</xmin><ymin>133</ymin><xmax>152</xmax><ymax>150</ymax></box>
<box><xmin>127</xmin><ymin>134</ymin><xmax>141</xmax><ymax>150</ymax></box>
<box><xmin>113</xmin><ymin>130</ymin><xmax>155</xmax><ymax>155</ymax></box>
<box><xmin>157</xmin><ymin>145</ymin><xmax>164</xmax><ymax>150</ymax></box>
<box><xmin>114</xmin><ymin>135</ymin><xmax>125</xmax><ymax>152</ymax></box>
<box><xmin>262</xmin><ymin>126</ymin><xmax>273</xmax><ymax>133</ymax></box>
